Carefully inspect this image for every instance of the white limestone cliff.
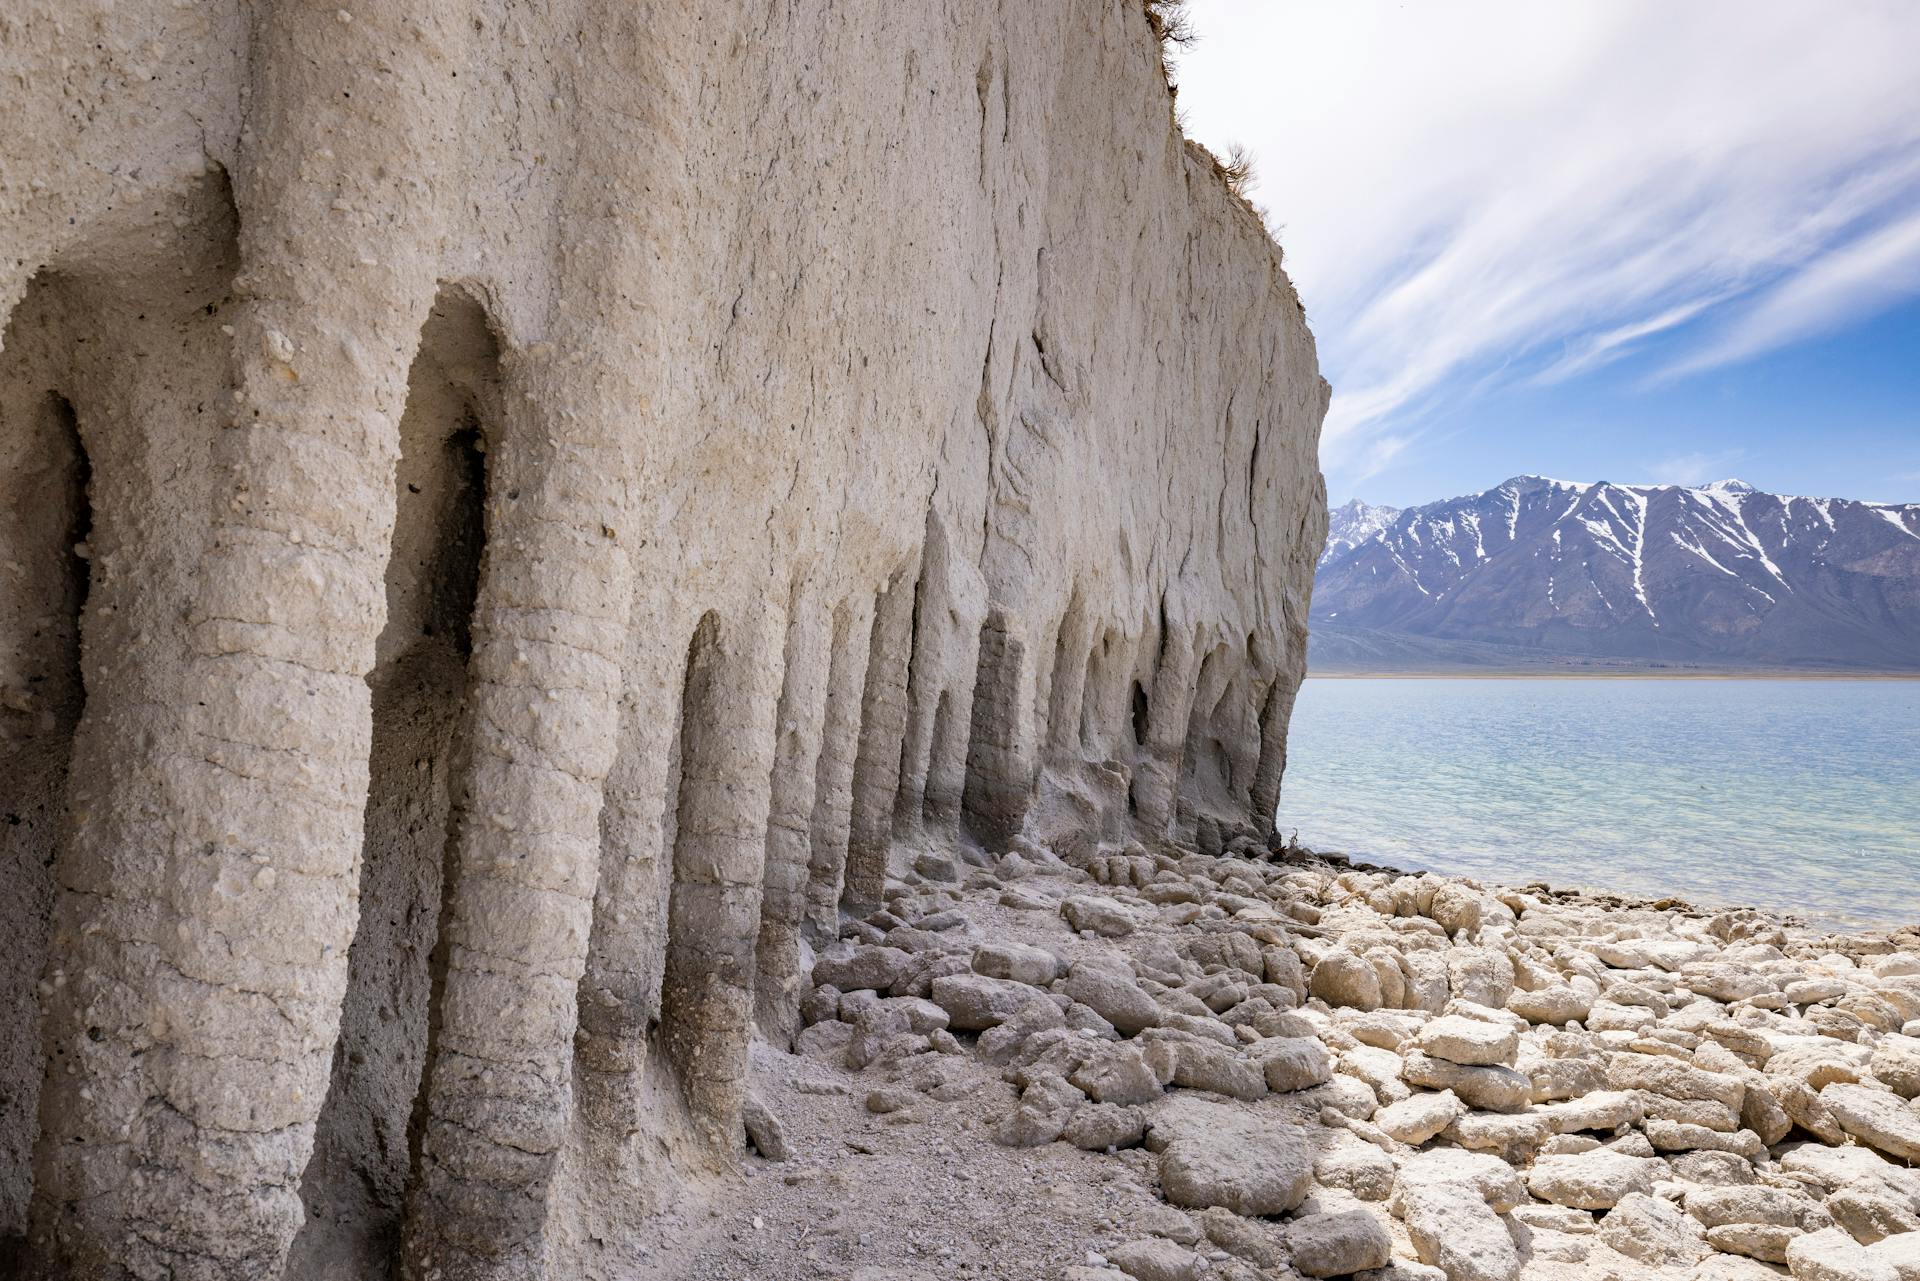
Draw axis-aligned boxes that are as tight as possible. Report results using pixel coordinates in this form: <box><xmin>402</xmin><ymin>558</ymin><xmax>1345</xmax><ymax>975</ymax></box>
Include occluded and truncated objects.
<box><xmin>0</xmin><ymin>2</ymin><xmax>1327</xmax><ymax>1277</ymax></box>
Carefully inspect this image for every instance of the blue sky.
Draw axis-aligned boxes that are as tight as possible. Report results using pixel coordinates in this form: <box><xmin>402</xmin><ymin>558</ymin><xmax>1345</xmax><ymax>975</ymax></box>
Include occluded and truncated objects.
<box><xmin>1172</xmin><ymin>1</ymin><xmax>1920</xmax><ymax>510</ymax></box>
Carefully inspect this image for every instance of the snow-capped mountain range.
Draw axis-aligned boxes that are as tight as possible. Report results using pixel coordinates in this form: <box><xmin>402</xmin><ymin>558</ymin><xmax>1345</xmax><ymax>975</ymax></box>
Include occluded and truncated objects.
<box><xmin>1319</xmin><ymin>498</ymin><xmax>1402</xmax><ymax>566</ymax></box>
<box><xmin>1312</xmin><ymin>476</ymin><xmax>1920</xmax><ymax>670</ymax></box>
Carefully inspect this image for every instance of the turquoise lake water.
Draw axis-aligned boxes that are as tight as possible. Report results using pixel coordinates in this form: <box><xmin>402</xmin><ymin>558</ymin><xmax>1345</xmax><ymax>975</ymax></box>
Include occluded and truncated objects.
<box><xmin>1276</xmin><ymin>678</ymin><xmax>1920</xmax><ymax>932</ymax></box>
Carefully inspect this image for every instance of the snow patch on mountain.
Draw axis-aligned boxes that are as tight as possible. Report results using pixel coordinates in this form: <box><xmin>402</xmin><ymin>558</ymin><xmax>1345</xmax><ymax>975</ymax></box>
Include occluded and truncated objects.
<box><xmin>1321</xmin><ymin>497</ymin><xmax>1402</xmax><ymax>565</ymax></box>
<box><xmin>1314</xmin><ymin>476</ymin><xmax>1920</xmax><ymax>670</ymax></box>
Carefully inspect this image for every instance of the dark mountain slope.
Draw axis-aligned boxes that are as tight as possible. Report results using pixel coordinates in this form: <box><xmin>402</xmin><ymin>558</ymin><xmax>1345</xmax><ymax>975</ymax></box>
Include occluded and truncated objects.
<box><xmin>1312</xmin><ymin>476</ymin><xmax>1920</xmax><ymax>670</ymax></box>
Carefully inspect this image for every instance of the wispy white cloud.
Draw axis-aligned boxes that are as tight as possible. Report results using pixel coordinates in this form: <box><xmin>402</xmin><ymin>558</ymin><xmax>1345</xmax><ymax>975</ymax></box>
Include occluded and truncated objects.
<box><xmin>1172</xmin><ymin>1</ymin><xmax>1920</xmax><ymax>492</ymax></box>
<box><xmin>1535</xmin><ymin>296</ymin><xmax>1730</xmax><ymax>386</ymax></box>
<box><xmin>1657</xmin><ymin>207</ymin><xmax>1920</xmax><ymax>379</ymax></box>
<box><xmin>1348</xmin><ymin>433</ymin><xmax>1415</xmax><ymax>487</ymax></box>
<box><xmin>1646</xmin><ymin>449</ymin><xmax>1748</xmax><ymax>487</ymax></box>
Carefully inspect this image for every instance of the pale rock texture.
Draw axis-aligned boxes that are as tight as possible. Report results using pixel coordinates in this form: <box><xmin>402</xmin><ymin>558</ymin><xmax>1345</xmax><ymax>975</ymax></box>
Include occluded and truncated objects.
<box><xmin>1150</xmin><ymin>1100</ymin><xmax>1316</xmax><ymax>1217</ymax></box>
<box><xmin>0</xmin><ymin>1</ymin><xmax>1327</xmax><ymax>1278</ymax></box>
<box><xmin>1285</xmin><ymin>1208</ymin><xmax>1393</xmax><ymax>1277</ymax></box>
<box><xmin>1823</xmin><ymin>1084</ymin><xmax>1920</xmax><ymax>1162</ymax></box>
<box><xmin>1526</xmin><ymin>1150</ymin><xmax>1658</xmax><ymax>1210</ymax></box>
<box><xmin>1600</xmin><ymin>1192</ymin><xmax>1714</xmax><ymax>1267</ymax></box>
<box><xmin>1413</xmin><ymin>1014</ymin><xmax>1519</xmax><ymax>1066</ymax></box>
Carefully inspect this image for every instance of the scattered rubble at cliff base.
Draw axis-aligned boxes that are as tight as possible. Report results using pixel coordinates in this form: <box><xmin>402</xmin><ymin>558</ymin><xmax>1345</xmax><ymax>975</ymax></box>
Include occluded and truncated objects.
<box><xmin>653</xmin><ymin>836</ymin><xmax>1920</xmax><ymax>1281</ymax></box>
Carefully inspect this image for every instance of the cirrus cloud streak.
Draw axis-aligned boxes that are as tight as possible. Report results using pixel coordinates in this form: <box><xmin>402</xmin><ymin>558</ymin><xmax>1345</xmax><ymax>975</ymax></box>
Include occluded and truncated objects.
<box><xmin>1173</xmin><ymin>1</ymin><xmax>1920</xmax><ymax>490</ymax></box>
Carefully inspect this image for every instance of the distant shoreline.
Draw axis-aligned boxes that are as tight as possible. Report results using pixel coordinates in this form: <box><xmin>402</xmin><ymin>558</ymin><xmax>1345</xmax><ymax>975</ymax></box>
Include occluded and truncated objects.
<box><xmin>1306</xmin><ymin>668</ymin><xmax>1920</xmax><ymax>680</ymax></box>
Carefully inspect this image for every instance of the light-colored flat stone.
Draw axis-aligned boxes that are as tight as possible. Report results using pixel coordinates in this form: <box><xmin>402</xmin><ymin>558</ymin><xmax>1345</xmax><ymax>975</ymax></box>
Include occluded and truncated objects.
<box><xmin>1527</xmin><ymin>1150</ymin><xmax>1658</xmax><ymax>1210</ymax></box>
<box><xmin>970</xmin><ymin>941</ymin><xmax>1060</xmax><ymax>986</ymax></box>
<box><xmin>1786</xmin><ymin>1226</ymin><xmax>1920</xmax><ymax>1281</ymax></box>
<box><xmin>1597</xmin><ymin>1192</ymin><xmax>1711</xmax><ymax>1268</ymax></box>
<box><xmin>1285</xmin><ymin>1208</ymin><xmax>1392</xmax><ymax>1278</ymax></box>
<box><xmin>1400</xmin><ymin>1183</ymin><xmax>1519</xmax><ymax>1281</ymax></box>
<box><xmin>1400</xmin><ymin>1050</ymin><xmax>1531</xmax><ymax>1112</ymax></box>
<box><xmin>1062</xmin><ymin>895</ymin><xmax>1140</xmax><ymax>938</ymax></box>
<box><xmin>1822</xmin><ymin>1082</ymin><xmax>1920</xmax><ymax>1161</ymax></box>
<box><xmin>1375</xmin><ymin>1090</ymin><xmax>1464</xmax><ymax>1144</ymax></box>
<box><xmin>1151</xmin><ymin>1101</ymin><xmax>1315</xmax><ymax>1217</ymax></box>
<box><xmin>1411</xmin><ymin>1014</ymin><xmax>1518</xmax><ymax>1067</ymax></box>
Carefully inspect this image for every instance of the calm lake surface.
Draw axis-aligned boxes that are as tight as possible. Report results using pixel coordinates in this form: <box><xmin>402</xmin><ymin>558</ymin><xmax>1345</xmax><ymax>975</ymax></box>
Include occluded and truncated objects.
<box><xmin>1277</xmin><ymin>678</ymin><xmax>1920</xmax><ymax>932</ymax></box>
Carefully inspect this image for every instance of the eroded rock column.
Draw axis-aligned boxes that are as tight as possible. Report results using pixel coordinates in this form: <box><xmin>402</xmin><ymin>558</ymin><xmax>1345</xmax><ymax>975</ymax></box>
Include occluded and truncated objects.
<box><xmin>1042</xmin><ymin>591</ymin><xmax>1094</xmax><ymax>760</ymax></box>
<box><xmin>803</xmin><ymin>598</ymin><xmax>876</xmax><ymax>941</ymax></box>
<box><xmin>400</xmin><ymin>0</ymin><xmax>695</xmax><ymax>1263</ymax></box>
<box><xmin>660</xmin><ymin>611</ymin><xmax>784</xmax><ymax>1134</ymax></box>
<box><xmin>1250</xmin><ymin>672</ymin><xmax>1301</xmax><ymax>835</ymax></box>
<box><xmin>56</xmin><ymin>5</ymin><xmax>474</xmax><ymax>1270</ymax></box>
<box><xmin>571</xmin><ymin>624</ymin><xmax>679</xmax><ymax>1145</ymax></box>
<box><xmin>285</xmin><ymin>291</ymin><xmax>501</xmax><ymax>1281</ymax></box>
<box><xmin>399</xmin><ymin>379</ymin><xmax>637</xmax><ymax>1280</ymax></box>
<box><xmin>962</xmin><ymin>607</ymin><xmax>1038</xmax><ymax>849</ymax></box>
<box><xmin>843</xmin><ymin>570</ymin><xmax>918</xmax><ymax>913</ymax></box>
<box><xmin>755</xmin><ymin>591</ymin><xmax>833</xmax><ymax>1040</ymax></box>
<box><xmin>20</xmin><ymin>241</ymin><xmax>231</xmax><ymax>1277</ymax></box>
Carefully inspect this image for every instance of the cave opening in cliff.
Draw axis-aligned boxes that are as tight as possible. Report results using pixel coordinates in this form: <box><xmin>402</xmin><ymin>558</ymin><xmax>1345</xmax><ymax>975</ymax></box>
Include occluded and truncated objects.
<box><xmin>55</xmin><ymin>398</ymin><xmax>90</xmax><ymax>616</ymax></box>
<box><xmin>1177</xmin><ymin>644</ymin><xmax>1238</xmax><ymax>828</ymax></box>
<box><xmin>290</xmin><ymin>288</ymin><xmax>499</xmax><ymax>1281</ymax></box>
<box><xmin>0</xmin><ymin>269</ymin><xmax>97</xmax><ymax>1242</ymax></box>
<box><xmin>0</xmin><ymin>310</ymin><xmax>92</xmax><ymax>763</ymax></box>
<box><xmin>22</xmin><ymin>393</ymin><xmax>90</xmax><ymax>723</ymax></box>
<box><xmin>926</xmin><ymin>687</ymin><xmax>956</xmax><ymax>825</ymax></box>
<box><xmin>1080</xmin><ymin>630</ymin><xmax>1116</xmax><ymax>752</ymax></box>
<box><xmin>1044</xmin><ymin>591</ymin><xmax>1086</xmax><ymax>758</ymax></box>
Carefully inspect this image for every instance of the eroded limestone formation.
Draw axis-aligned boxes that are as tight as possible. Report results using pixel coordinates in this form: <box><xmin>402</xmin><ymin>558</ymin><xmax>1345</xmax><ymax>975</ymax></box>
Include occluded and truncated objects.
<box><xmin>0</xmin><ymin>1</ymin><xmax>1326</xmax><ymax>1277</ymax></box>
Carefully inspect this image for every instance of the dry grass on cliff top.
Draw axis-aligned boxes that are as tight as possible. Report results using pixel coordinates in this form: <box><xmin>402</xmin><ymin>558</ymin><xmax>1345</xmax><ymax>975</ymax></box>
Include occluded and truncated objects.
<box><xmin>1144</xmin><ymin>0</ymin><xmax>1196</xmax><ymax>52</ymax></box>
<box><xmin>1142</xmin><ymin>2</ymin><xmax>1278</xmax><ymax>250</ymax></box>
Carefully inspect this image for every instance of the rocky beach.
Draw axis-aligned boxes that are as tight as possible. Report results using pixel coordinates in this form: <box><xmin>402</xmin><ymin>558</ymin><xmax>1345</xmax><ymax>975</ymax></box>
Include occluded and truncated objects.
<box><xmin>645</xmin><ymin>833</ymin><xmax>1920</xmax><ymax>1281</ymax></box>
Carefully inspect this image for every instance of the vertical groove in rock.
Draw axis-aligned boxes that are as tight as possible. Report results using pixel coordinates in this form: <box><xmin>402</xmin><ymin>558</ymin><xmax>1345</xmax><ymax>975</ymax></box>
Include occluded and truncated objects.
<box><xmin>1043</xmin><ymin>589</ymin><xmax>1092</xmax><ymax>760</ymax></box>
<box><xmin>1251</xmin><ymin>672</ymin><xmax>1302</xmax><ymax>833</ymax></box>
<box><xmin>893</xmin><ymin>515</ymin><xmax>989</xmax><ymax>840</ymax></box>
<box><xmin>0</xmin><ymin>283</ymin><xmax>87</xmax><ymax>1247</ymax></box>
<box><xmin>1080</xmin><ymin>629</ymin><xmax>1123</xmax><ymax>756</ymax></box>
<box><xmin>844</xmin><ymin>571</ymin><xmax>919</xmax><ymax>914</ymax></box>
<box><xmin>756</xmin><ymin>593</ymin><xmax>833</xmax><ymax>1042</ymax></box>
<box><xmin>923</xmin><ymin>686</ymin><xmax>968</xmax><ymax>829</ymax></box>
<box><xmin>1175</xmin><ymin>642</ymin><xmax>1232</xmax><ymax>833</ymax></box>
<box><xmin>571</xmin><ymin>638</ymin><xmax>675</xmax><ymax>1143</ymax></box>
<box><xmin>804</xmin><ymin>599</ymin><xmax>877</xmax><ymax>943</ymax></box>
<box><xmin>1132</xmin><ymin>611</ymin><xmax>1202</xmax><ymax>835</ymax></box>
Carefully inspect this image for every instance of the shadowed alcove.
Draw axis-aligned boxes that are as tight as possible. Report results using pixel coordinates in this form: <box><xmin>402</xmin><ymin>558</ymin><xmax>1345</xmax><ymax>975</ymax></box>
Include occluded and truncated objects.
<box><xmin>0</xmin><ymin>277</ymin><xmax>89</xmax><ymax>1241</ymax></box>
